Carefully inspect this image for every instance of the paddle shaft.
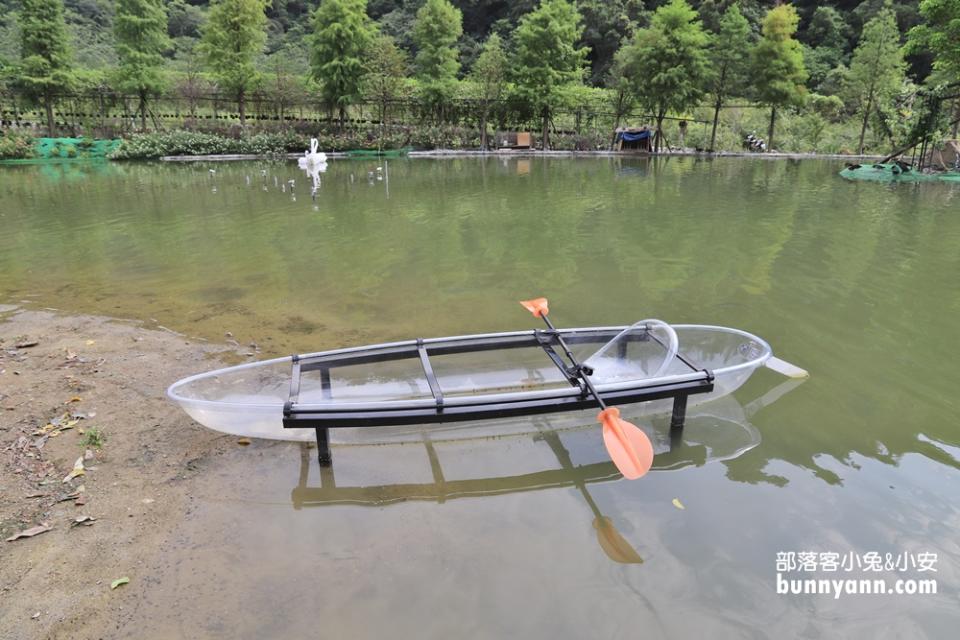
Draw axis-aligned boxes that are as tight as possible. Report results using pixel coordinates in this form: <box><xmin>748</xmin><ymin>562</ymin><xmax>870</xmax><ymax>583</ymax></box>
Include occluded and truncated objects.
<box><xmin>540</xmin><ymin>314</ymin><xmax>608</xmax><ymax>411</ymax></box>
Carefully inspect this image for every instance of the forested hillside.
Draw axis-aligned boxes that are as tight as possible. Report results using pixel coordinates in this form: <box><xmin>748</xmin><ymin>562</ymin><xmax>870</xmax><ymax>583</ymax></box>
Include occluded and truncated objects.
<box><xmin>0</xmin><ymin>0</ymin><xmax>935</xmax><ymax>82</ymax></box>
<box><xmin>0</xmin><ymin>0</ymin><xmax>956</xmax><ymax>156</ymax></box>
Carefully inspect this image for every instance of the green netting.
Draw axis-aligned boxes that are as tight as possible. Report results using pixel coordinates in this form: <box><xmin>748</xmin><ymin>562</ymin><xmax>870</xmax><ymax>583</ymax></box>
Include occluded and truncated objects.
<box><xmin>839</xmin><ymin>163</ymin><xmax>960</xmax><ymax>183</ymax></box>
<box><xmin>32</xmin><ymin>138</ymin><xmax>122</xmax><ymax>159</ymax></box>
<box><xmin>344</xmin><ymin>147</ymin><xmax>412</xmax><ymax>158</ymax></box>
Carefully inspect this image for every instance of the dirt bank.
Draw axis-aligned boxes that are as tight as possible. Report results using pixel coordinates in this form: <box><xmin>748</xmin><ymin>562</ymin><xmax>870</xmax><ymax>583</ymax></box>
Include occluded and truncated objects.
<box><xmin>0</xmin><ymin>307</ymin><xmax>241</xmax><ymax>639</ymax></box>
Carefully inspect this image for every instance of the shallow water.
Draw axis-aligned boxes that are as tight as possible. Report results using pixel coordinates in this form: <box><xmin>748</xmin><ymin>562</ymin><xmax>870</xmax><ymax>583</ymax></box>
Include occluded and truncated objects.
<box><xmin>1</xmin><ymin>157</ymin><xmax>958</xmax><ymax>637</ymax></box>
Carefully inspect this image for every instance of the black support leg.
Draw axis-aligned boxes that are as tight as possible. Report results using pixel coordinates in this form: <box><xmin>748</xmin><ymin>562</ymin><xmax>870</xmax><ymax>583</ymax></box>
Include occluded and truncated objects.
<box><xmin>315</xmin><ymin>427</ymin><xmax>331</xmax><ymax>467</ymax></box>
<box><xmin>670</xmin><ymin>394</ymin><xmax>688</xmax><ymax>431</ymax></box>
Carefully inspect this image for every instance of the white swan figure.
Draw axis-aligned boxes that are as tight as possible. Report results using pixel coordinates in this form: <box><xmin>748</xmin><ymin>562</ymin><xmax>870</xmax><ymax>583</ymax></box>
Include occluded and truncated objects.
<box><xmin>297</xmin><ymin>138</ymin><xmax>327</xmax><ymax>199</ymax></box>
<box><xmin>298</xmin><ymin>138</ymin><xmax>327</xmax><ymax>171</ymax></box>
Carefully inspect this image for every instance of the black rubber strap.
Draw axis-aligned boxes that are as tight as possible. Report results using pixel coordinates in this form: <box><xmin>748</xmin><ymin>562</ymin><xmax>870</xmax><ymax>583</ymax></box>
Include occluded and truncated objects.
<box><xmin>417</xmin><ymin>339</ymin><xmax>444</xmax><ymax>410</ymax></box>
<box><xmin>535</xmin><ymin>330</ymin><xmax>582</xmax><ymax>388</ymax></box>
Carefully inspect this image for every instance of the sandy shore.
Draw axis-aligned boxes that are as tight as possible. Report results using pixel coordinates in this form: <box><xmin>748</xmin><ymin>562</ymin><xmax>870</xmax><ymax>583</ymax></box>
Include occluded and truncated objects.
<box><xmin>0</xmin><ymin>306</ymin><xmax>241</xmax><ymax>639</ymax></box>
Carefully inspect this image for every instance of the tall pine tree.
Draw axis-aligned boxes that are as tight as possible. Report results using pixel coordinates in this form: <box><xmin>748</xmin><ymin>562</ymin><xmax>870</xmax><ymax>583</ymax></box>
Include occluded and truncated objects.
<box><xmin>413</xmin><ymin>0</ymin><xmax>463</xmax><ymax>120</ymax></box>
<box><xmin>624</xmin><ymin>0</ymin><xmax>711</xmax><ymax>152</ymax></box>
<box><xmin>707</xmin><ymin>4</ymin><xmax>751</xmax><ymax>151</ymax></box>
<box><xmin>365</xmin><ymin>34</ymin><xmax>409</xmax><ymax>127</ymax></box>
<box><xmin>18</xmin><ymin>0</ymin><xmax>72</xmax><ymax>134</ymax></box>
<box><xmin>848</xmin><ymin>5</ymin><xmax>906</xmax><ymax>154</ymax></box>
<box><xmin>511</xmin><ymin>0</ymin><xmax>587</xmax><ymax>149</ymax></box>
<box><xmin>310</xmin><ymin>0</ymin><xmax>375</xmax><ymax>126</ymax></box>
<box><xmin>468</xmin><ymin>33</ymin><xmax>507</xmax><ymax>150</ymax></box>
<box><xmin>201</xmin><ymin>0</ymin><xmax>268</xmax><ymax>125</ymax></box>
<box><xmin>750</xmin><ymin>4</ymin><xmax>807</xmax><ymax>150</ymax></box>
<box><xmin>114</xmin><ymin>0</ymin><xmax>170</xmax><ymax>131</ymax></box>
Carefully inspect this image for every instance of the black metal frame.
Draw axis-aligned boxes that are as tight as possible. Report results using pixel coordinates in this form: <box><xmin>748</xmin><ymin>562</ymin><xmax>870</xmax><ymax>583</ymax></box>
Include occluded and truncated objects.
<box><xmin>282</xmin><ymin>327</ymin><xmax>714</xmax><ymax>465</ymax></box>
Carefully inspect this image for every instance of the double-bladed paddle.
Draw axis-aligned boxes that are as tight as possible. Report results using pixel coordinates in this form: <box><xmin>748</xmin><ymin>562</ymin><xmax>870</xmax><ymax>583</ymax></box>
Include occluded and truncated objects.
<box><xmin>520</xmin><ymin>297</ymin><xmax>654</xmax><ymax>480</ymax></box>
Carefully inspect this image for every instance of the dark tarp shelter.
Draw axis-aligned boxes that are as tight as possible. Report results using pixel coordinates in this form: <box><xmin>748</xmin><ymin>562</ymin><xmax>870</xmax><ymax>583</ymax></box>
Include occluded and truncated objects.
<box><xmin>614</xmin><ymin>128</ymin><xmax>653</xmax><ymax>152</ymax></box>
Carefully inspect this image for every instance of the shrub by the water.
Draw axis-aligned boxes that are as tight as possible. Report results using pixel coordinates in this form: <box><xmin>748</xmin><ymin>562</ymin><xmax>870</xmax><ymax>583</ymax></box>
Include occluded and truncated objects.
<box><xmin>0</xmin><ymin>132</ymin><xmax>36</xmax><ymax>159</ymax></box>
<box><xmin>110</xmin><ymin>125</ymin><xmax>493</xmax><ymax>159</ymax></box>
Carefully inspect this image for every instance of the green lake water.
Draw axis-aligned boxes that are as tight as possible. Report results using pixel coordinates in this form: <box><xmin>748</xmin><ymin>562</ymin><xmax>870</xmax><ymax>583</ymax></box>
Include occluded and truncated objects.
<box><xmin>1</xmin><ymin>157</ymin><xmax>958</xmax><ymax>637</ymax></box>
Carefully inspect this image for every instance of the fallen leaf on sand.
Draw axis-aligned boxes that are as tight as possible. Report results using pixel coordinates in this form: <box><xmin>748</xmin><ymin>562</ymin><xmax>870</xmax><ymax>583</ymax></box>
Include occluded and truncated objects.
<box><xmin>66</xmin><ymin>396</ymin><xmax>82</xmax><ymax>404</ymax></box>
<box><xmin>110</xmin><ymin>577</ymin><xmax>129</xmax><ymax>590</ymax></box>
<box><xmin>672</xmin><ymin>498</ymin><xmax>685</xmax><ymax>510</ymax></box>
<box><xmin>237</xmin><ymin>437</ymin><xmax>252</xmax><ymax>446</ymax></box>
<box><xmin>71</xmin><ymin>515</ymin><xmax>97</xmax><ymax>527</ymax></box>
<box><xmin>6</xmin><ymin>523</ymin><xmax>52</xmax><ymax>542</ymax></box>
<box><xmin>63</xmin><ymin>457</ymin><xmax>85</xmax><ymax>483</ymax></box>
<box><xmin>85</xmin><ymin>340</ymin><xmax>95</xmax><ymax>346</ymax></box>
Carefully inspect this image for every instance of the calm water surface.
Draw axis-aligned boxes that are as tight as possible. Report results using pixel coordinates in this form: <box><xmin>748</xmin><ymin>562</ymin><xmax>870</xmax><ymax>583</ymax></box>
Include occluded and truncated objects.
<box><xmin>1</xmin><ymin>157</ymin><xmax>958</xmax><ymax>637</ymax></box>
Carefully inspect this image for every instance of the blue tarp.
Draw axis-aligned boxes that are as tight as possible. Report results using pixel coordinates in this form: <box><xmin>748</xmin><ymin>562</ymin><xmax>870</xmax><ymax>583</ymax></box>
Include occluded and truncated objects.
<box><xmin>618</xmin><ymin>130</ymin><xmax>652</xmax><ymax>142</ymax></box>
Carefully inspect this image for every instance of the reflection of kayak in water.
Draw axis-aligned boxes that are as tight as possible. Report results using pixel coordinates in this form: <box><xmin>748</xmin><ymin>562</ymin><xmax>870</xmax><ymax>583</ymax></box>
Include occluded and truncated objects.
<box><xmin>290</xmin><ymin>375</ymin><xmax>805</xmax><ymax>507</ymax></box>
<box><xmin>289</xmin><ymin>375</ymin><xmax>804</xmax><ymax>564</ymax></box>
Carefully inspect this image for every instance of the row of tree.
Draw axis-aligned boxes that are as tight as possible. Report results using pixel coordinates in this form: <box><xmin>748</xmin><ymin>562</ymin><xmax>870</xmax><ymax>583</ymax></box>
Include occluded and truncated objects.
<box><xmin>8</xmin><ymin>0</ymin><xmax>960</xmax><ymax>152</ymax></box>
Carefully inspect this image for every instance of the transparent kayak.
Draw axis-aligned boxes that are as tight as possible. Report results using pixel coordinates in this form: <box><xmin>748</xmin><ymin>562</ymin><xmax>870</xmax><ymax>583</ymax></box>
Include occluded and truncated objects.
<box><xmin>167</xmin><ymin>323</ymin><xmax>796</xmax><ymax>442</ymax></box>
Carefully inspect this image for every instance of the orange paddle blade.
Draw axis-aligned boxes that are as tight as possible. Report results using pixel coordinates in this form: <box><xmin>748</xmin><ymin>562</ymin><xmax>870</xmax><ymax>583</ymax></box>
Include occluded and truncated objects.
<box><xmin>519</xmin><ymin>297</ymin><xmax>549</xmax><ymax>318</ymax></box>
<box><xmin>598</xmin><ymin>407</ymin><xmax>654</xmax><ymax>480</ymax></box>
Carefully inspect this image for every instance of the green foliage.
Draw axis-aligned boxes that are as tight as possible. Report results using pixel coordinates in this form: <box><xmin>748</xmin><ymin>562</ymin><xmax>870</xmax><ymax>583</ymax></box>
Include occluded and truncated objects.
<box><xmin>109</xmin><ymin>126</ymin><xmax>488</xmax><ymax>158</ymax></box>
<box><xmin>750</xmin><ymin>4</ymin><xmax>807</xmax><ymax>108</ymax></box>
<box><xmin>310</xmin><ymin>0</ymin><xmax>375</xmax><ymax>121</ymax></box>
<box><xmin>578</xmin><ymin>0</ymin><xmax>635</xmax><ymax>85</ymax></box>
<box><xmin>79</xmin><ymin>426</ymin><xmax>106</xmax><ymax>448</ymax></box>
<box><xmin>510</xmin><ymin>0</ymin><xmax>587</xmax><ymax>148</ymax></box>
<box><xmin>376</xmin><ymin>0</ymin><xmax>418</xmax><ymax>54</ymax></box>
<box><xmin>167</xmin><ymin>0</ymin><xmax>205</xmax><ymax>39</ymax></box>
<box><xmin>805</xmin><ymin>7</ymin><xmax>850</xmax><ymax>52</ymax></box>
<box><xmin>467</xmin><ymin>33</ymin><xmax>507</xmax><ymax>147</ymax></box>
<box><xmin>802</xmin><ymin>7</ymin><xmax>850</xmax><ymax>90</ymax></box>
<box><xmin>807</xmin><ymin>93</ymin><xmax>845</xmax><ymax>121</ymax></box>
<box><xmin>468</xmin><ymin>36</ymin><xmax>506</xmax><ymax>107</ymax></box>
<box><xmin>624</xmin><ymin>0</ymin><xmax>711</xmax><ymax>150</ymax></box>
<box><xmin>200</xmin><ymin>0</ymin><xmax>268</xmax><ymax>121</ymax></box>
<box><xmin>908</xmin><ymin>0</ymin><xmax>960</xmax><ymax>83</ymax></box>
<box><xmin>803</xmin><ymin>44</ymin><xmax>844</xmax><ymax>93</ymax></box>
<box><xmin>110</xmin><ymin>130</ymin><xmax>308</xmax><ymax>158</ymax></box>
<box><xmin>847</xmin><ymin>5</ymin><xmax>906</xmax><ymax>153</ymax></box>
<box><xmin>364</xmin><ymin>33</ymin><xmax>410</xmax><ymax>124</ymax></box>
<box><xmin>18</xmin><ymin>0</ymin><xmax>74</xmax><ymax>106</ymax></box>
<box><xmin>0</xmin><ymin>0</ymin><xmax>953</xmax><ymax>154</ymax></box>
<box><xmin>413</xmin><ymin>0</ymin><xmax>463</xmax><ymax>112</ymax></box>
<box><xmin>605</xmin><ymin>46</ymin><xmax>636</xmax><ymax>144</ymax></box>
<box><xmin>0</xmin><ymin>131</ymin><xmax>37</xmax><ymax>159</ymax></box>
<box><xmin>749</xmin><ymin>3</ymin><xmax>807</xmax><ymax>147</ymax></box>
<box><xmin>707</xmin><ymin>4</ymin><xmax>751</xmax><ymax>148</ymax></box>
<box><xmin>114</xmin><ymin>0</ymin><xmax>170</xmax><ymax>107</ymax></box>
